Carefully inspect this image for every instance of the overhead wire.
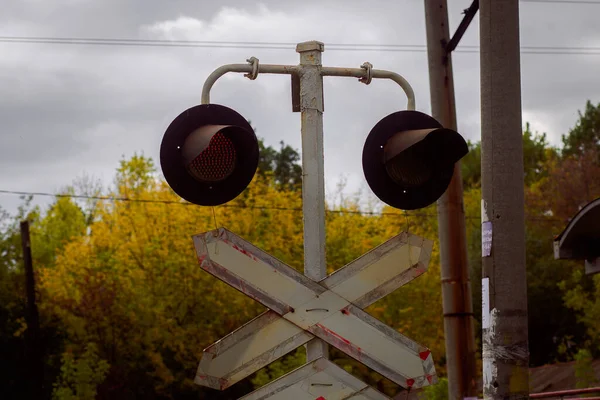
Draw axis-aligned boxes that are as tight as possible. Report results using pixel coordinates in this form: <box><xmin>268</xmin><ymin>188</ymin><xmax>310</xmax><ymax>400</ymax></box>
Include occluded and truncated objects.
<box><xmin>0</xmin><ymin>0</ymin><xmax>598</xmax><ymax>52</ymax></box>
<box><xmin>0</xmin><ymin>36</ymin><xmax>599</xmax><ymax>55</ymax></box>
<box><xmin>0</xmin><ymin>188</ymin><xmax>440</xmax><ymax>218</ymax></box>
<box><xmin>0</xmin><ymin>188</ymin><xmax>562</xmax><ymax>222</ymax></box>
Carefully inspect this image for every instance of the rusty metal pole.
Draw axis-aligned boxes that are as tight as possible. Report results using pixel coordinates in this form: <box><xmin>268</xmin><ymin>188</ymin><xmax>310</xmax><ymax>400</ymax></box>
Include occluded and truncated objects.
<box><xmin>480</xmin><ymin>1</ymin><xmax>529</xmax><ymax>399</ymax></box>
<box><xmin>424</xmin><ymin>1</ymin><xmax>478</xmax><ymax>399</ymax></box>
<box><xmin>296</xmin><ymin>40</ymin><xmax>329</xmax><ymax>361</ymax></box>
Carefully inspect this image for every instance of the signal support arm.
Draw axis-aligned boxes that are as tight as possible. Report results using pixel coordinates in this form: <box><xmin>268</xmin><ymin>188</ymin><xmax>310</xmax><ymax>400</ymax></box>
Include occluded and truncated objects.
<box><xmin>200</xmin><ymin>58</ymin><xmax>416</xmax><ymax>111</ymax></box>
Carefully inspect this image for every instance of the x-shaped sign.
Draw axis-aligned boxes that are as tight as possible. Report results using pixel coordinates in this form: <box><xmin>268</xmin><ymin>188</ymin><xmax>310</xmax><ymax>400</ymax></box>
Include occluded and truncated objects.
<box><xmin>192</xmin><ymin>228</ymin><xmax>436</xmax><ymax>391</ymax></box>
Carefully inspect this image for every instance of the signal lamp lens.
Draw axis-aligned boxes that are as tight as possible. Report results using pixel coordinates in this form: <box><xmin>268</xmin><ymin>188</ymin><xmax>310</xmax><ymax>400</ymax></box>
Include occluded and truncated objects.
<box><xmin>382</xmin><ymin>129</ymin><xmax>437</xmax><ymax>188</ymax></box>
<box><xmin>185</xmin><ymin>131</ymin><xmax>237</xmax><ymax>183</ymax></box>
<box><xmin>384</xmin><ymin>143</ymin><xmax>432</xmax><ymax>188</ymax></box>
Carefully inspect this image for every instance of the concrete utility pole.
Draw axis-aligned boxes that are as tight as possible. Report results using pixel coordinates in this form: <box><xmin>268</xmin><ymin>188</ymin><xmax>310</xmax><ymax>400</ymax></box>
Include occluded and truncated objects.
<box><xmin>296</xmin><ymin>41</ymin><xmax>329</xmax><ymax>361</ymax></box>
<box><xmin>480</xmin><ymin>1</ymin><xmax>530</xmax><ymax>399</ymax></box>
<box><xmin>424</xmin><ymin>1</ymin><xmax>478</xmax><ymax>399</ymax></box>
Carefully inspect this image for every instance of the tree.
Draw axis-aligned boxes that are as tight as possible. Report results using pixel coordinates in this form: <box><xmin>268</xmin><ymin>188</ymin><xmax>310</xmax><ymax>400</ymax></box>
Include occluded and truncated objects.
<box><xmin>38</xmin><ymin>157</ymin><xmax>306</xmax><ymax>398</ymax></box>
<box><xmin>562</xmin><ymin>100</ymin><xmax>600</xmax><ymax>157</ymax></box>
<box><xmin>3</xmin><ymin>100</ymin><xmax>600</xmax><ymax>398</ymax></box>
<box><xmin>560</xmin><ymin>271</ymin><xmax>600</xmax><ymax>356</ymax></box>
<box><xmin>249</xmin><ymin>120</ymin><xmax>302</xmax><ymax>190</ymax></box>
<box><xmin>28</xmin><ymin>153</ymin><xmax>453</xmax><ymax>398</ymax></box>
<box><xmin>461</xmin><ymin>140</ymin><xmax>481</xmax><ymax>190</ymax></box>
<box><xmin>574</xmin><ymin>348</ymin><xmax>599</xmax><ymax>389</ymax></box>
<box><xmin>522</xmin><ymin>123</ymin><xmax>554</xmax><ymax>185</ymax></box>
<box><xmin>464</xmin><ymin>118</ymin><xmax>596</xmax><ymax>366</ymax></box>
<box><xmin>461</xmin><ymin>124</ymin><xmax>554</xmax><ymax>190</ymax></box>
<box><xmin>257</xmin><ymin>139</ymin><xmax>302</xmax><ymax>190</ymax></box>
<box><xmin>52</xmin><ymin>343</ymin><xmax>110</xmax><ymax>400</ymax></box>
<box><xmin>31</xmin><ymin>197</ymin><xmax>86</xmax><ymax>267</ymax></box>
<box><xmin>419</xmin><ymin>377</ymin><xmax>448</xmax><ymax>400</ymax></box>
<box><xmin>523</xmin><ymin>105</ymin><xmax>600</xmax><ymax>365</ymax></box>
<box><xmin>523</xmin><ymin>221</ymin><xmax>588</xmax><ymax>365</ymax></box>
<box><xmin>527</xmin><ymin>146</ymin><xmax>600</xmax><ymax>223</ymax></box>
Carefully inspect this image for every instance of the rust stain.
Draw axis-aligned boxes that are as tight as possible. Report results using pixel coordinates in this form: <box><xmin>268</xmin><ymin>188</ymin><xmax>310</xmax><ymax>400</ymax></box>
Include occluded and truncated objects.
<box><xmin>414</xmin><ymin>266</ymin><xmax>427</xmax><ymax>275</ymax></box>
<box><xmin>200</xmin><ymin>260</ymin><xmax>215</xmax><ymax>274</ymax></box>
<box><xmin>239</xmin><ymin>278</ymin><xmax>249</xmax><ymax>296</ymax></box>
<box><xmin>201</xmin><ymin>259</ymin><xmax>292</xmax><ymax>314</ymax></box>
<box><xmin>314</xmin><ymin>362</ymin><xmax>326</xmax><ymax>372</ymax></box>
<box><xmin>312</xmin><ymin>324</ymin><xmax>362</xmax><ymax>358</ymax></box>
<box><xmin>221</xmin><ymin>239</ymin><xmax>260</xmax><ymax>262</ymax></box>
<box><xmin>195</xmin><ymin>374</ymin><xmax>228</xmax><ymax>390</ymax></box>
<box><xmin>219</xmin><ymin>377</ymin><xmax>229</xmax><ymax>390</ymax></box>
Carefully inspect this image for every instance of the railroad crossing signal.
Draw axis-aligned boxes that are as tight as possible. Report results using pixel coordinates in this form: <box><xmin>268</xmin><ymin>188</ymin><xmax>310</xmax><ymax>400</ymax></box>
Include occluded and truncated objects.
<box><xmin>157</xmin><ymin>42</ymin><xmax>470</xmax><ymax>398</ymax></box>
<box><xmin>192</xmin><ymin>228</ymin><xmax>437</xmax><ymax>392</ymax></box>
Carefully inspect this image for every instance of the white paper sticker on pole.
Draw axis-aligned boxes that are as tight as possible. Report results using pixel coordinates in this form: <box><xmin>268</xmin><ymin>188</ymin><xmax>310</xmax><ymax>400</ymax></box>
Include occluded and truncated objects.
<box><xmin>482</xmin><ymin>221</ymin><xmax>492</xmax><ymax>257</ymax></box>
<box><xmin>482</xmin><ymin>277</ymin><xmax>490</xmax><ymax>329</ymax></box>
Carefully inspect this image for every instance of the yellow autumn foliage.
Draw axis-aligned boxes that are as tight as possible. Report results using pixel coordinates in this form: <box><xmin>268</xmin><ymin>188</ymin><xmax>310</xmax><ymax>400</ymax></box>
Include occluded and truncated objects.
<box><xmin>36</xmin><ymin>155</ymin><xmax>480</xmax><ymax>396</ymax></box>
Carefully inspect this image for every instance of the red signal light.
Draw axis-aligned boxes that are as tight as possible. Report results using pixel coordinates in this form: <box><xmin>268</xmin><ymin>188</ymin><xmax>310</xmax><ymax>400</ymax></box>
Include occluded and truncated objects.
<box><xmin>185</xmin><ymin>131</ymin><xmax>237</xmax><ymax>183</ymax></box>
<box><xmin>160</xmin><ymin>104</ymin><xmax>258</xmax><ymax>206</ymax></box>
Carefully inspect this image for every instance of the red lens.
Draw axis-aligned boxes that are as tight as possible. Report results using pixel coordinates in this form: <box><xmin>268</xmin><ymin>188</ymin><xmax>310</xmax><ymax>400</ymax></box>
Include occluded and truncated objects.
<box><xmin>187</xmin><ymin>132</ymin><xmax>236</xmax><ymax>182</ymax></box>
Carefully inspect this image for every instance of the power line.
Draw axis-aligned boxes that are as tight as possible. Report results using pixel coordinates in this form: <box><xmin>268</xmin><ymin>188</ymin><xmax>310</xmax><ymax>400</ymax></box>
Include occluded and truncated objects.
<box><xmin>0</xmin><ymin>36</ymin><xmax>430</xmax><ymax>48</ymax></box>
<box><xmin>0</xmin><ymin>188</ymin><xmax>561</xmax><ymax>222</ymax></box>
<box><xmin>0</xmin><ymin>36</ymin><xmax>420</xmax><ymax>50</ymax></box>
<box><xmin>0</xmin><ymin>36</ymin><xmax>597</xmax><ymax>51</ymax></box>
<box><xmin>0</xmin><ymin>188</ymin><xmax>435</xmax><ymax>217</ymax></box>
<box><xmin>0</xmin><ymin>36</ymin><xmax>599</xmax><ymax>55</ymax></box>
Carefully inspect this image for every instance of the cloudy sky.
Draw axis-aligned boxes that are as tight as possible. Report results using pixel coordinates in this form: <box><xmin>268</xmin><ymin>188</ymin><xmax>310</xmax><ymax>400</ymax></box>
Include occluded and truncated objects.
<box><xmin>1</xmin><ymin>0</ymin><xmax>599</xmax><ymax>215</ymax></box>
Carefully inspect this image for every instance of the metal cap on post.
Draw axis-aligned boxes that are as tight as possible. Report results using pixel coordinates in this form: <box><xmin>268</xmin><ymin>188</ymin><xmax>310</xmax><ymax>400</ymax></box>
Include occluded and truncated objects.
<box><xmin>296</xmin><ymin>41</ymin><xmax>324</xmax><ymax>60</ymax></box>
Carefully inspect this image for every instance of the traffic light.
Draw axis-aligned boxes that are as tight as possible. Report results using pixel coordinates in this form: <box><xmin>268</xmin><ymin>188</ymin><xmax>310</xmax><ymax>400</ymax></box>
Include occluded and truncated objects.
<box><xmin>160</xmin><ymin>104</ymin><xmax>259</xmax><ymax>206</ymax></box>
<box><xmin>362</xmin><ymin>110</ymin><xmax>469</xmax><ymax>210</ymax></box>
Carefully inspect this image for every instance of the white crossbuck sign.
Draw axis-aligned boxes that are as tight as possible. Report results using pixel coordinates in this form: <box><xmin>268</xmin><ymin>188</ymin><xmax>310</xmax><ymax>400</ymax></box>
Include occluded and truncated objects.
<box><xmin>192</xmin><ymin>228</ymin><xmax>437</xmax><ymax>397</ymax></box>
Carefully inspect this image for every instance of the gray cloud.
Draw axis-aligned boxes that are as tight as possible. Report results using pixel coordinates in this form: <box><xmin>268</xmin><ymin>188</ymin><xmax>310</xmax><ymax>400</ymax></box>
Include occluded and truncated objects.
<box><xmin>1</xmin><ymin>0</ymin><xmax>599</xmax><ymax>215</ymax></box>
